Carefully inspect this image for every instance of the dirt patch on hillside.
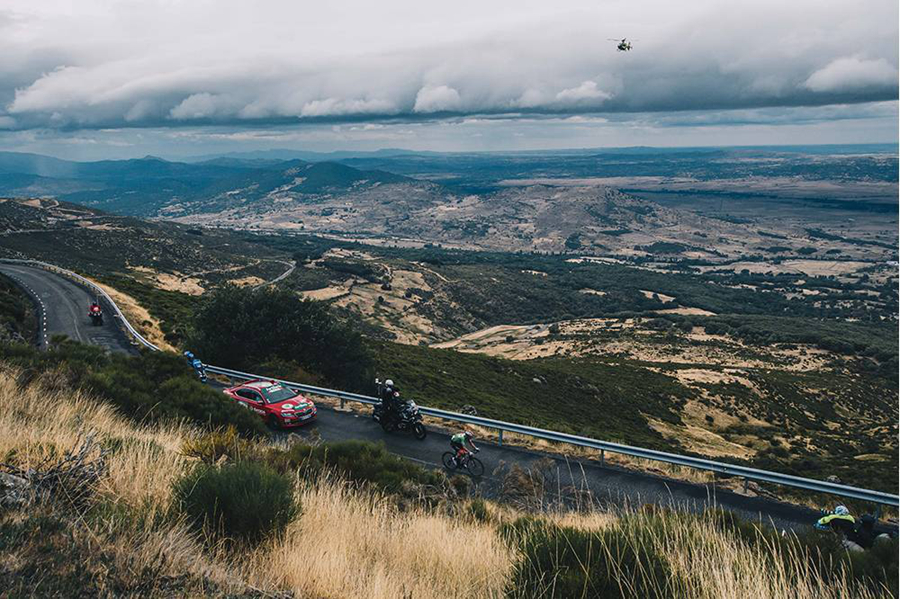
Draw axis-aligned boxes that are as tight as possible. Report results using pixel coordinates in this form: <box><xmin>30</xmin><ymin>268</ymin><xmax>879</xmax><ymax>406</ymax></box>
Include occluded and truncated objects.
<box><xmin>75</xmin><ymin>220</ymin><xmax>123</xmax><ymax>232</ymax></box>
<box><xmin>89</xmin><ymin>279</ymin><xmax>176</xmax><ymax>353</ymax></box>
<box><xmin>641</xmin><ymin>290</ymin><xmax>675</xmax><ymax>303</ymax></box>
<box><xmin>231</xmin><ymin>275</ymin><xmax>265</xmax><ymax>287</ymax></box>
<box><xmin>131</xmin><ymin>267</ymin><xmax>205</xmax><ymax>296</ymax></box>
<box><xmin>656</xmin><ymin>307</ymin><xmax>717</xmax><ymax>316</ymax></box>
<box><xmin>315</xmin><ymin>269</ymin><xmax>439</xmax><ymax>343</ymax></box>
<box><xmin>700</xmin><ymin>259</ymin><xmax>870</xmax><ymax>277</ymax></box>
<box><xmin>301</xmin><ymin>284</ymin><xmax>352</xmax><ymax>301</ymax></box>
<box><xmin>649</xmin><ymin>417</ymin><xmax>755</xmax><ymax>460</ymax></box>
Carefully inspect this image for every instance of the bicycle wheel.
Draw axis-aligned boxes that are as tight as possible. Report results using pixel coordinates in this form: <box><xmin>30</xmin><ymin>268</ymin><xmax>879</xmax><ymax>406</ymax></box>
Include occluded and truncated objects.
<box><xmin>441</xmin><ymin>451</ymin><xmax>458</xmax><ymax>471</ymax></box>
<box><xmin>465</xmin><ymin>456</ymin><xmax>485</xmax><ymax>477</ymax></box>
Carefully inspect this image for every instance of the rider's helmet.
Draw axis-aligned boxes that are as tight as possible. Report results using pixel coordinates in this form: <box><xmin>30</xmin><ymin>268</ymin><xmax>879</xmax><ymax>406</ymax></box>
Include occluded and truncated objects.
<box><xmin>464</xmin><ymin>430</ymin><xmax>473</xmax><ymax>440</ymax></box>
<box><xmin>834</xmin><ymin>505</ymin><xmax>850</xmax><ymax>516</ymax></box>
<box><xmin>184</xmin><ymin>351</ymin><xmax>194</xmax><ymax>360</ymax></box>
<box><xmin>385</xmin><ymin>379</ymin><xmax>394</xmax><ymax>387</ymax></box>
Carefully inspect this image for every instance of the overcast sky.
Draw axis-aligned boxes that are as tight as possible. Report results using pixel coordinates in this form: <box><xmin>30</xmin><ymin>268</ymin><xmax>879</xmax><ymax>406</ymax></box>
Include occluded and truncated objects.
<box><xmin>1</xmin><ymin>0</ymin><xmax>897</xmax><ymax>159</ymax></box>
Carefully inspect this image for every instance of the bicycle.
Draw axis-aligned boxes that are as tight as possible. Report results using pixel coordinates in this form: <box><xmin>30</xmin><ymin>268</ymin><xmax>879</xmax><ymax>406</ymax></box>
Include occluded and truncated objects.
<box><xmin>442</xmin><ymin>448</ymin><xmax>484</xmax><ymax>477</ymax></box>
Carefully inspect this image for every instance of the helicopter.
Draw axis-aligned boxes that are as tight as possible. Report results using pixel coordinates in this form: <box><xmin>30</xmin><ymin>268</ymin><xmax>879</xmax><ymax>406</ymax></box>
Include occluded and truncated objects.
<box><xmin>608</xmin><ymin>38</ymin><xmax>634</xmax><ymax>52</ymax></box>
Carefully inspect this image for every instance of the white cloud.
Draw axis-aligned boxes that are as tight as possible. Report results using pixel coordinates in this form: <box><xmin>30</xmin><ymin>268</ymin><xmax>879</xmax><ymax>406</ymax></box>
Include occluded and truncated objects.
<box><xmin>170</xmin><ymin>93</ymin><xmax>231</xmax><ymax>120</ymax></box>
<box><xmin>413</xmin><ymin>85</ymin><xmax>462</xmax><ymax>113</ymax></box>
<box><xmin>555</xmin><ymin>81</ymin><xmax>611</xmax><ymax>105</ymax></box>
<box><xmin>0</xmin><ymin>0</ymin><xmax>897</xmax><ymax>131</ymax></box>
<box><xmin>299</xmin><ymin>97</ymin><xmax>397</xmax><ymax>118</ymax></box>
<box><xmin>804</xmin><ymin>57</ymin><xmax>899</xmax><ymax>93</ymax></box>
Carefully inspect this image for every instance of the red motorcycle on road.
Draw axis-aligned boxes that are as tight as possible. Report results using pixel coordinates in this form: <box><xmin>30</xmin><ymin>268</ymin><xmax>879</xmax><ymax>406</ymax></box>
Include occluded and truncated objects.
<box><xmin>88</xmin><ymin>302</ymin><xmax>103</xmax><ymax>326</ymax></box>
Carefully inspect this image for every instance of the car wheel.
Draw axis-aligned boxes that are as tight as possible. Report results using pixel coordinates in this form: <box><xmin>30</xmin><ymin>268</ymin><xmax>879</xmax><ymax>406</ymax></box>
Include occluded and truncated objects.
<box><xmin>267</xmin><ymin>414</ymin><xmax>280</xmax><ymax>430</ymax></box>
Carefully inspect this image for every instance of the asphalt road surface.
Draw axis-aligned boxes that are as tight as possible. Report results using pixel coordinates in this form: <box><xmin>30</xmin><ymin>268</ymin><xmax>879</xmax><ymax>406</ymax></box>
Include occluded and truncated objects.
<box><xmin>283</xmin><ymin>404</ymin><xmax>834</xmax><ymax>532</ymax></box>
<box><xmin>0</xmin><ymin>263</ymin><xmax>134</xmax><ymax>353</ymax></box>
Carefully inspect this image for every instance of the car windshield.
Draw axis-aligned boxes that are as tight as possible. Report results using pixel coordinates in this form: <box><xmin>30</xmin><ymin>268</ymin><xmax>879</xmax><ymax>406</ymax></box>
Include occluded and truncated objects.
<box><xmin>260</xmin><ymin>384</ymin><xmax>297</xmax><ymax>404</ymax></box>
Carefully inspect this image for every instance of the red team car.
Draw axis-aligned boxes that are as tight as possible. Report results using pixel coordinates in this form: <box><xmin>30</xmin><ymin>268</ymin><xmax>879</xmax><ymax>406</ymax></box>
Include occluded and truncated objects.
<box><xmin>223</xmin><ymin>380</ymin><xmax>317</xmax><ymax>429</ymax></box>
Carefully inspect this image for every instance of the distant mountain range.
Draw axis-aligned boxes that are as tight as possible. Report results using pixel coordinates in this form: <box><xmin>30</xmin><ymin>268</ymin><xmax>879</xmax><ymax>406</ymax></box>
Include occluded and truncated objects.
<box><xmin>0</xmin><ymin>144</ymin><xmax>896</xmax><ymax>218</ymax></box>
<box><xmin>0</xmin><ymin>152</ymin><xmax>411</xmax><ymax>216</ymax></box>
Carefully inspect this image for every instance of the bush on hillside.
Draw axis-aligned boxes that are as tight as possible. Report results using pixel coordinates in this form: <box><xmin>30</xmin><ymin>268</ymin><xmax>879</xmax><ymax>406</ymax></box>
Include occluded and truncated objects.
<box><xmin>502</xmin><ymin>515</ymin><xmax>675</xmax><ymax>598</ymax></box>
<box><xmin>185</xmin><ymin>284</ymin><xmax>372</xmax><ymax>390</ymax></box>
<box><xmin>181</xmin><ymin>426</ymin><xmax>261</xmax><ymax>464</ymax></box>
<box><xmin>173</xmin><ymin>461</ymin><xmax>297</xmax><ymax>544</ymax></box>
<box><xmin>267</xmin><ymin>439</ymin><xmax>445</xmax><ymax>493</ymax></box>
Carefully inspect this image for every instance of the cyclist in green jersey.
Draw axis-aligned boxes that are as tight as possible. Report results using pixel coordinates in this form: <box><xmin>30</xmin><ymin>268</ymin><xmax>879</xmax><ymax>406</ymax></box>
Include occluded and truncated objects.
<box><xmin>450</xmin><ymin>430</ymin><xmax>479</xmax><ymax>461</ymax></box>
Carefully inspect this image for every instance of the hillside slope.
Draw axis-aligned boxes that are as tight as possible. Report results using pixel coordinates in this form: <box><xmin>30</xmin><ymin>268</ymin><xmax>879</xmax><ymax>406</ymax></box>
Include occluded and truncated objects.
<box><xmin>1</xmin><ymin>367</ymin><xmax>894</xmax><ymax>598</ymax></box>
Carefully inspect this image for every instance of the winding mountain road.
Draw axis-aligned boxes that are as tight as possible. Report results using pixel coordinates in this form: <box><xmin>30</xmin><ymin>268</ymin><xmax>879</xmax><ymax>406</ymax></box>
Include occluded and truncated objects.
<box><xmin>0</xmin><ymin>263</ymin><xmax>134</xmax><ymax>353</ymax></box>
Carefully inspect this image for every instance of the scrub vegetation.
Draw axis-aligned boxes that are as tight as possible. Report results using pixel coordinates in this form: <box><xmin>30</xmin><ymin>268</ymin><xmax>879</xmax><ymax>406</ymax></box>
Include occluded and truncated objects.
<box><xmin>0</xmin><ymin>367</ymin><xmax>894</xmax><ymax>598</ymax></box>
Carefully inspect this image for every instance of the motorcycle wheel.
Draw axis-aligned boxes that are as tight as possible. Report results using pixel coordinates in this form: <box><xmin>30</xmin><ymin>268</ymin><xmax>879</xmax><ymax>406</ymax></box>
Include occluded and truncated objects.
<box><xmin>381</xmin><ymin>418</ymin><xmax>396</xmax><ymax>432</ymax></box>
<box><xmin>465</xmin><ymin>456</ymin><xmax>485</xmax><ymax>477</ymax></box>
<box><xmin>441</xmin><ymin>451</ymin><xmax>458</xmax><ymax>471</ymax></box>
<box><xmin>413</xmin><ymin>423</ymin><xmax>427</xmax><ymax>440</ymax></box>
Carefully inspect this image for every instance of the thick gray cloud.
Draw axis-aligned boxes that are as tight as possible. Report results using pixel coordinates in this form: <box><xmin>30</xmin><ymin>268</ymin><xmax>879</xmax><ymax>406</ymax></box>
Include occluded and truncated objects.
<box><xmin>0</xmin><ymin>0</ymin><xmax>897</xmax><ymax>132</ymax></box>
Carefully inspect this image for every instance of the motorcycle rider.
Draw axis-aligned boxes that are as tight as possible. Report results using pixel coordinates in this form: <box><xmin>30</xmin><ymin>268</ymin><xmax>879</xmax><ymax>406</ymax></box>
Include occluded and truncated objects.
<box><xmin>377</xmin><ymin>378</ymin><xmax>400</xmax><ymax>421</ymax></box>
<box><xmin>183</xmin><ymin>351</ymin><xmax>208</xmax><ymax>383</ymax></box>
<box><xmin>450</xmin><ymin>430</ymin><xmax>479</xmax><ymax>462</ymax></box>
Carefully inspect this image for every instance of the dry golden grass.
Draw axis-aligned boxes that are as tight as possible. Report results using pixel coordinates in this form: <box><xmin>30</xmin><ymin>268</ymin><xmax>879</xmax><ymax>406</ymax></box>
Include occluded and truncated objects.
<box><xmin>509</xmin><ymin>507</ymin><xmax>888</xmax><ymax>599</ymax></box>
<box><xmin>0</xmin><ymin>366</ymin><xmax>240</xmax><ymax>591</ymax></box>
<box><xmin>248</xmin><ymin>477</ymin><xmax>516</xmax><ymax>598</ymax></box>
<box><xmin>0</xmin><ymin>367</ymin><xmax>188</xmax><ymax>511</ymax></box>
<box><xmin>88</xmin><ymin>278</ymin><xmax>178</xmax><ymax>352</ymax></box>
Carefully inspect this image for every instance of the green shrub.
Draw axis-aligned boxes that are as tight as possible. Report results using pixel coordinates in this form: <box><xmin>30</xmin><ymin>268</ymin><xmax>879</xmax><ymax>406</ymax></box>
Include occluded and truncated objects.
<box><xmin>182</xmin><ymin>426</ymin><xmax>260</xmax><ymax>464</ymax></box>
<box><xmin>502</xmin><ymin>515</ymin><xmax>677</xmax><ymax>598</ymax></box>
<box><xmin>173</xmin><ymin>461</ymin><xmax>297</xmax><ymax>544</ymax></box>
<box><xmin>466</xmin><ymin>498</ymin><xmax>490</xmax><ymax>523</ymax></box>
<box><xmin>268</xmin><ymin>439</ymin><xmax>444</xmax><ymax>492</ymax></box>
<box><xmin>185</xmin><ymin>284</ymin><xmax>372</xmax><ymax>390</ymax></box>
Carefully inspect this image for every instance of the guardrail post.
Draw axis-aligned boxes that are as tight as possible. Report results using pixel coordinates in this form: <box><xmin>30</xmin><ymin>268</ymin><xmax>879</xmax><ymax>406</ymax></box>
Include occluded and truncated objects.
<box><xmin>600</xmin><ymin>449</ymin><xmax>605</xmax><ymax>467</ymax></box>
<box><xmin>340</xmin><ymin>396</ymin><xmax>345</xmax><ymax>410</ymax></box>
<box><xmin>498</xmin><ymin>429</ymin><xmax>503</xmax><ymax>446</ymax></box>
<box><xmin>743</xmin><ymin>478</ymin><xmax>749</xmax><ymax>493</ymax></box>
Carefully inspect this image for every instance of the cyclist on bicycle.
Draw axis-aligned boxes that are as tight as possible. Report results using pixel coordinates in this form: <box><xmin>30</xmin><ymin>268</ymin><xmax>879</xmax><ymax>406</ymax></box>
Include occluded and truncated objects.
<box><xmin>450</xmin><ymin>430</ymin><xmax>479</xmax><ymax>462</ymax></box>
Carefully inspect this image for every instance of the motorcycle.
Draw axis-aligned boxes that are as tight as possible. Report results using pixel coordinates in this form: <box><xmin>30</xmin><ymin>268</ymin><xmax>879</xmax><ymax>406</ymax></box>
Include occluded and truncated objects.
<box><xmin>373</xmin><ymin>399</ymin><xmax>427</xmax><ymax>440</ymax></box>
<box><xmin>88</xmin><ymin>303</ymin><xmax>103</xmax><ymax>326</ymax></box>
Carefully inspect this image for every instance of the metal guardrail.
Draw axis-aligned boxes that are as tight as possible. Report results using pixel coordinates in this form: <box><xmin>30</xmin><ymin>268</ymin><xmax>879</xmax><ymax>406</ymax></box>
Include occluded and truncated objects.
<box><xmin>5</xmin><ymin>258</ymin><xmax>898</xmax><ymax>507</ymax></box>
<box><xmin>204</xmin><ymin>364</ymin><xmax>899</xmax><ymax>507</ymax></box>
